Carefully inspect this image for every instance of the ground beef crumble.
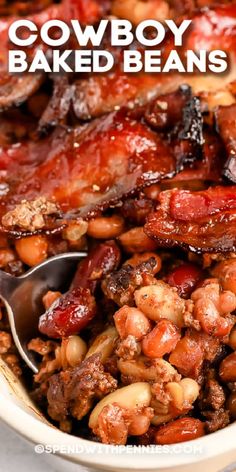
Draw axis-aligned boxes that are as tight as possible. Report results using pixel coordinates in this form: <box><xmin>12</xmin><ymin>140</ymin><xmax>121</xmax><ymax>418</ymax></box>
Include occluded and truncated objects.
<box><xmin>47</xmin><ymin>354</ymin><xmax>117</xmax><ymax>422</ymax></box>
<box><xmin>1</xmin><ymin>197</ymin><xmax>60</xmax><ymax>231</ymax></box>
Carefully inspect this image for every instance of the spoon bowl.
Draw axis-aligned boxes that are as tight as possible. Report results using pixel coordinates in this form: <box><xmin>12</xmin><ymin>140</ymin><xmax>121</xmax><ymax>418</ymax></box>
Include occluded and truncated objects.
<box><xmin>0</xmin><ymin>252</ymin><xmax>87</xmax><ymax>373</ymax></box>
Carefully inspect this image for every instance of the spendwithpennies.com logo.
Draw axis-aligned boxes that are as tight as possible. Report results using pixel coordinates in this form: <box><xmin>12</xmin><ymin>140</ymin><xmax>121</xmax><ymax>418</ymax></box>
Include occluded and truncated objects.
<box><xmin>34</xmin><ymin>443</ymin><xmax>204</xmax><ymax>456</ymax></box>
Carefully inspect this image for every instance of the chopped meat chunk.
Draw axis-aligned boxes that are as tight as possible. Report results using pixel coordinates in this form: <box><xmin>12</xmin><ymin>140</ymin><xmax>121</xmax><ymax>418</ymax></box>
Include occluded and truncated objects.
<box><xmin>116</xmin><ymin>335</ymin><xmax>141</xmax><ymax>360</ymax></box>
<box><xmin>145</xmin><ymin>187</ymin><xmax>236</xmax><ymax>253</ymax></box>
<box><xmin>94</xmin><ymin>403</ymin><xmax>154</xmax><ymax>445</ymax></box>
<box><xmin>2</xmin><ymin>197</ymin><xmax>60</xmax><ymax>232</ymax></box>
<box><xmin>47</xmin><ymin>354</ymin><xmax>117</xmax><ymax>422</ymax></box>
<box><xmin>204</xmin><ymin>409</ymin><xmax>230</xmax><ymax>433</ymax></box>
<box><xmin>102</xmin><ymin>257</ymin><xmax>158</xmax><ymax>307</ymax></box>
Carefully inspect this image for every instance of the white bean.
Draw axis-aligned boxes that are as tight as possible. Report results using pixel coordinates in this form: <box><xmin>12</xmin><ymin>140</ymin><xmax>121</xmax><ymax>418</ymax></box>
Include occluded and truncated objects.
<box><xmin>65</xmin><ymin>336</ymin><xmax>87</xmax><ymax>367</ymax></box>
<box><xmin>85</xmin><ymin>327</ymin><xmax>118</xmax><ymax>363</ymax></box>
<box><xmin>89</xmin><ymin>382</ymin><xmax>151</xmax><ymax>430</ymax></box>
<box><xmin>118</xmin><ymin>357</ymin><xmax>179</xmax><ymax>383</ymax></box>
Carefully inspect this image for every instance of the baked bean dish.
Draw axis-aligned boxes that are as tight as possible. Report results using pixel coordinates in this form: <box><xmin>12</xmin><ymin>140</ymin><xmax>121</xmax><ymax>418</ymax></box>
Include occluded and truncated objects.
<box><xmin>0</xmin><ymin>0</ymin><xmax>236</xmax><ymax>446</ymax></box>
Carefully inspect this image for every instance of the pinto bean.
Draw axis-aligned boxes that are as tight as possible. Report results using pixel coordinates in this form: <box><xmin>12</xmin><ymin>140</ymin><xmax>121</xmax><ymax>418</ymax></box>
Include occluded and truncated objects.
<box><xmin>219</xmin><ymin>352</ymin><xmax>236</xmax><ymax>382</ymax></box>
<box><xmin>62</xmin><ymin>221</ymin><xmax>88</xmax><ymax>244</ymax></box>
<box><xmin>118</xmin><ymin>227</ymin><xmax>157</xmax><ymax>253</ymax></box>
<box><xmin>134</xmin><ymin>282</ymin><xmax>185</xmax><ymax>327</ymax></box>
<box><xmin>87</xmin><ymin>216</ymin><xmax>125</xmax><ymax>239</ymax></box>
<box><xmin>219</xmin><ymin>291</ymin><xmax>236</xmax><ymax>314</ymax></box>
<box><xmin>15</xmin><ymin>235</ymin><xmax>48</xmax><ymax>266</ymax></box>
<box><xmin>0</xmin><ymin>248</ymin><xmax>16</xmax><ymax>268</ymax></box>
<box><xmin>42</xmin><ymin>291</ymin><xmax>62</xmax><ymax>310</ymax></box>
<box><xmin>112</xmin><ymin>0</ymin><xmax>170</xmax><ymax>25</ymax></box>
<box><xmin>194</xmin><ymin>298</ymin><xmax>232</xmax><ymax>337</ymax></box>
<box><xmin>153</xmin><ymin>378</ymin><xmax>199</xmax><ymax>420</ymax></box>
<box><xmin>212</xmin><ymin>259</ymin><xmax>236</xmax><ymax>294</ymax></box>
<box><xmin>114</xmin><ymin>306</ymin><xmax>151</xmax><ymax>341</ymax></box>
<box><xmin>155</xmin><ymin>417</ymin><xmax>205</xmax><ymax>445</ymax></box>
<box><xmin>142</xmin><ymin>320</ymin><xmax>180</xmax><ymax>358</ymax></box>
<box><xmin>129</xmin><ymin>412</ymin><xmax>153</xmax><ymax>436</ymax></box>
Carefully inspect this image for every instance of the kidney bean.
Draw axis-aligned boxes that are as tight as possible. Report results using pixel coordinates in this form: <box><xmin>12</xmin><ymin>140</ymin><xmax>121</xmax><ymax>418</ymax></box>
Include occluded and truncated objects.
<box><xmin>155</xmin><ymin>417</ymin><xmax>205</xmax><ymax>445</ymax></box>
<box><xmin>39</xmin><ymin>288</ymin><xmax>96</xmax><ymax>338</ymax></box>
<box><xmin>142</xmin><ymin>320</ymin><xmax>181</xmax><ymax>358</ymax></box>
<box><xmin>166</xmin><ymin>263</ymin><xmax>203</xmax><ymax>298</ymax></box>
<box><xmin>219</xmin><ymin>352</ymin><xmax>236</xmax><ymax>383</ymax></box>
<box><xmin>71</xmin><ymin>241</ymin><xmax>121</xmax><ymax>292</ymax></box>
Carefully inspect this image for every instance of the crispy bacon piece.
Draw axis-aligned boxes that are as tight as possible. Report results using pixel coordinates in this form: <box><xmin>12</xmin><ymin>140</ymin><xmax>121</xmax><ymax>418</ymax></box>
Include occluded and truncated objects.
<box><xmin>162</xmin><ymin>130</ymin><xmax>226</xmax><ymax>189</ymax></box>
<box><xmin>111</xmin><ymin>0</ymin><xmax>170</xmax><ymax>24</ymax></box>
<box><xmin>72</xmin><ymin>72</ymin><xmax>181</xmax><ymax>121</ymax></box>
<box><xmin>0</xmin><ymin>0</ymin><xmax>54</xmax><ymax>16</ymax></box>
<box><xmin>170</xmin><ymin>0</ymin><xmax>233</xmax><ymax>17</ymax></box>
<box><xmin>215</xmin><ymin>104</ymin><xmax>236</xmax><ymax>183</ymax></box>
<box><xmin>0</xmin><ymin>0</ymin><xmax>109</xmax><ymax>111</ymax></box>
<box><xmin>0</xmin><ymin>110</ymin><xmax>177</xmax><ymax>234</ymax></box>
<box><xmin>64</xmin><ymin>0</ymin><xmax>111</xmax><ymax>24</ymax></box>
<box><xmin>145</xmin><ymin>186</ymin><xmax>236</xmax><ymax>253</ymax></box>
<box><xmin>144</xmin><ymin>86</ymin><xmax>192</xmax><ymax>131</ymax></box>
<box><xmin>0</xmin><ymin>4</ymin><xmax>62</xmax><ymax>110</ymax></box>
<box><xmin>39</xmin><ymin>76</ymin><xmax>75</xmax><ymax>131</ymax></box>
<box><xmin>72</xmin><ymin>4</ymin><xmax>236</xmax><ymax>120</ymax></box>
<box><xmin>179</xmin><ymin>3</ymin><xmax>236</xmax><ymax>53</ymax></box>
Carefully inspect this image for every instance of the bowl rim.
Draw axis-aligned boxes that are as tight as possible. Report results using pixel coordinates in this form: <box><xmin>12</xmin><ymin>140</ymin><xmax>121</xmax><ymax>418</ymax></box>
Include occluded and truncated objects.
<box><xmin>0</xmin><ymin>388</ymin><xmax>236</xmax><ymax>471</ymax></box>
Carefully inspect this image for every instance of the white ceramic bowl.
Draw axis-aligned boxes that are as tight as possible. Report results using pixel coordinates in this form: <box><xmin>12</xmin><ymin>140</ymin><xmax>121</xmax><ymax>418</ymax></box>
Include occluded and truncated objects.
<box><xmin>0</xmin><ymin>357</ymin><xmax>235</xmax><ymax>472</ymax></box>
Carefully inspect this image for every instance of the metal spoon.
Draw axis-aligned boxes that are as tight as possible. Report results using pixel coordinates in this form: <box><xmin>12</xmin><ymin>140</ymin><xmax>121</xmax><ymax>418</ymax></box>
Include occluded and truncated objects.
<box><xmin>0</xmin><ymin>252</ymin><xmax>87</xmax><ymax>374</ymax></box>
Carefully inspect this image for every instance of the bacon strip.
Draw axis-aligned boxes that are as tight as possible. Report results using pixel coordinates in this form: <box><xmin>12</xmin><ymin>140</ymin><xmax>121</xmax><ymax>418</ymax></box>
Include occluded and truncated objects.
<box><xmin>145</xmin><ymin>187</ymin><xmax>236</xmax><ymax>252</ymax></box>
<box><xmin>215</xmin><ymin>104</ymin><xmax>236</xmax><ymax>183</ymax></box>
<box><xmin>0</xmin><ymin>0</ymin><xmax>109</xmax><ymax>111</ymax></box>
<box><xmin>72</xmin><ymin>4</ymin><xmax>236</xmax><ymax>120</ymax></box>
<box><xmin>0</xmin><ymin>110</ymin><xmax>177</xmax><ymax>234</ymax></box>
<box><xmin>162</xmin><ymin>131</ymin><xmax>226</xmax><ymax>189</ymax></box>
